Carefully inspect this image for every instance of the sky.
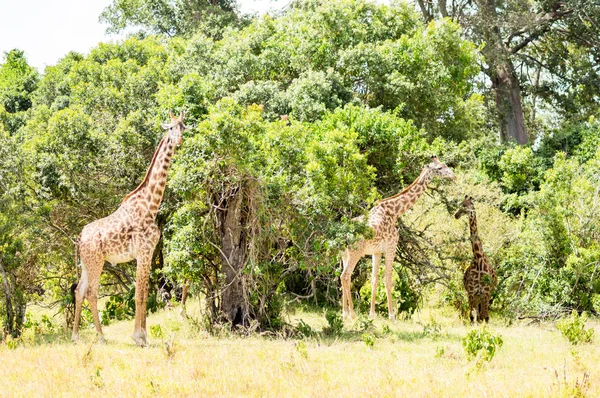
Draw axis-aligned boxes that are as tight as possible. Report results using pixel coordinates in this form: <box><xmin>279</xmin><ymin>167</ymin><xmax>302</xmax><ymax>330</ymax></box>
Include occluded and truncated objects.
<box><xmin>0</xmin><ymin>0</ymin><xmax>290</xmax><ymax>72</ymax></box>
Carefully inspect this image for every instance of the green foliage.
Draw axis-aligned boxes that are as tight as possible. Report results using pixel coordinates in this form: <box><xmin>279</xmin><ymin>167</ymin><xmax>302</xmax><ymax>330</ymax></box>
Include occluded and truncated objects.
<box><xmin>556</xmin><ymin>311</ymin><xmax>594</xmax><ymax>345</ymax></box>
<box><xmin>0</xmin><ymin>49</ymin><xmax>39</xmax><ymax>116</ymax></box>
<box><xmin>421</xmin><ymin>318</ymin><xmax>442</xmax><ymax>339</ymax></box>
<box><xmin>323</xmin><ymin>310</ymin><xmax>344</xmax><ymax>337</ymax></box>
<box><xmin>101</xmin><ymin>287</ymin><xmax>163</xmax><ymax>326</ymax></box>
<box><xmin>434</xmin><ymin>345</ymin><xmax>445</xmax><ymax>358</ymax></box>
<box><xmin>100</xmin><ymin>0</ymin><xmax>241</xmax><ymax>39</ymax></box>
<box><xmin>5</xmin><ymin>336</ymin><xmax>18</xmax><ymax>350</ymax></box>
<box><xmin>361</xmin><ymin>333</ymin><xmax>375</xmax><ymax>349</ymax></box>
<box><xmin>150</xmin><ymin>324</ymin><xmax>164</xmax><ymax>339</ymax></box>
<box><xmin>358</xmin><ymin>266</ymin><xmax>420</xmax><ymax>317</ymax></box>
<box><xmin>295</xmin><ymin>340</ymin><xmax>308</xmax><ymax>359</ymax></box>
<box><xmin>357</xmin><ymin>317</ymin><xmax>374</xmax><ymax>332</ymax></box>
<box><xmin>102</xmin><ymin>294</ymin><xmax>134</xmax><ymax>326</ymax></box>
<box><xmin>295</xmin><ymin>320</ymin><xmax>314</xmax><ymax>338</ymax></box>
<box><xmin>462</xmin><ymin>327</ymin><xmax>503</xmax><ymax>362</ymax></box>
<box><xmin>10</xmin><ymin>0</ymin><xmax>600</xmax><ymax>329</ymax></box>
<box><xmin>498</xmin><ymin>146</ymin><xmax>543</xmax><ymax>195</ymax></box>
<box><xmin>381</xmin><ymin>324</ymin><xmax>391</xmax><ymax>335</ymax></box>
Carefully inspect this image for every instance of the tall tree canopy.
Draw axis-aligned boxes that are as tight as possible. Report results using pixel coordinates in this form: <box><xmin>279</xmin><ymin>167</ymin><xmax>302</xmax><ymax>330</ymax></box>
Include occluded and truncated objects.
<box><xmin>414</xmin><ymin>0</ymin><xmax>600</xmax><ymax>144</ymax></box>
<box><xmin>100</xmin><ymin>0</ymin><xmax>242</xmax><ymax>38</ymax></box>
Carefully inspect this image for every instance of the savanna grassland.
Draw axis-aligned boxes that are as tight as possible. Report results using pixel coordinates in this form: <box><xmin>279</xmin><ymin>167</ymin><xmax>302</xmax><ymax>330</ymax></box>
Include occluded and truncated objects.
<box><xmin>1</xmin><ymin>301</ymin><xmax>598</xmax><ymax>397</ymax></box>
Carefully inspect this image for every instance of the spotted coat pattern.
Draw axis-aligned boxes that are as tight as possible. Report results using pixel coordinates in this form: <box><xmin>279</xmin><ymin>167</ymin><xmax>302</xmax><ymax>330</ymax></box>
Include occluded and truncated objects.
<box><xmin>455</xmin><ymin>197</ymin><xmax>497</xmax><ymax>323</ymax></box>
<box><xmin>340</xmin><ymin>157</ymin><xmax>455</xmax><ymax>320</ymax></box>
<box><xmin>72</xmin><ymin>112</ymin><xmax>186</xmax><ymax>346</ymax></box>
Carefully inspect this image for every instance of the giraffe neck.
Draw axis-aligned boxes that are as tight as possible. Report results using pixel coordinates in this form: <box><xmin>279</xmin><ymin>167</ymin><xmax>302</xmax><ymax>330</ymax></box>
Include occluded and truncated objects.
<box><xmin>380</xmin><ymin>167</ymin><xmax>433</xmax><ymax>220</ymax></box>
<box><xmin>123</xmin><ymin>135</ymin><xmax>177</xmax><ymax>220</ymax></box>
<box><xmin>468</xmin><ymin>210</ymin><xmax>484</xmax><ymax>270</ymax></box>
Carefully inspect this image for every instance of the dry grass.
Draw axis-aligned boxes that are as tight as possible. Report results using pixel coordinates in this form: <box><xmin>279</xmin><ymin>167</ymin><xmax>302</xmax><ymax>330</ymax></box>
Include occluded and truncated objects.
<box><xmin>1</xmin><ymin>303</ymin><xmax>599</xmax><ymax>397</ymax></box>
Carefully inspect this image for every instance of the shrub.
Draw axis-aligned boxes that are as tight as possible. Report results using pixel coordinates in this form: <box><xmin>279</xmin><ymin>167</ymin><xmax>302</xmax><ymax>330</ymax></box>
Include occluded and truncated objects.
<box><xmin>295</xmin><ymin>319</ymin><xmax>314</xmax><ymax>338</ymax></box>
<box><xmin>556</xmin><ymin>310</ymin><xmax>594</xmax><ymax>345</ymax></box>
<box><xmin>358</xmin><ymin>266</ymin><xmax>420</xmax><ymax>317</ymax></box>
<box><xmin>323</xmin><ymin>310</ymin><xmax>344</xmax><ymax>336</ymax></box>
<box><xmin>462</xmin><ymin>327</ymin><xmax>503</xmax><ymax>362</ymax></box>
<box><xmin>150</xmin><ymin>324</ymin><xmax>164</xmax><ymax>339</ymax></box>
<box><xmin>361</xmin><ymin>333</ymin><xmax>375</xmax><ymax>349</ymax></box>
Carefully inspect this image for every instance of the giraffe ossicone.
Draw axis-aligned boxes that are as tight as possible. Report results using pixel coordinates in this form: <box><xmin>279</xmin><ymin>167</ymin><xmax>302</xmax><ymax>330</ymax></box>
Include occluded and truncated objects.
<box><xmin>340</xmin><ymin>156</ymin><xmax>455</xmax><ymax>320</ymax></box>
<box><xmin>72</xmin><ymin>111</ymin><xmax>187</xmax><ymax>346</ymax></box>
<box><xmin>454</xmin><ymin>195</ymin><xmax>497</xmax><ymax>323</ymax></box>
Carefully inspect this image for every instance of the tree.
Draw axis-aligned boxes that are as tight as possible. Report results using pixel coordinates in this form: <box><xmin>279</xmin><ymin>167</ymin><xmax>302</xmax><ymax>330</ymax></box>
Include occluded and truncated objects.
<box><xmin>200</xmin><ymin>0</ymin><xmax>483</xmax><ymax>141</ymax></box>
<box><xmin>16</xmin><ymin>37</ymin><xmax>177</xmax><ymax>314</ymax></box>
<box><xmin>414</xmin><ymin>0</ymin><xmax>600</xmax><ymax>144</ymax></box>
<box><xmin>0</xmin><ymin>50</ymin><xmax>39</xmax><ymax>134</ymax></box>
<box><xmin>100</xmin><ymin>0</ymin><xmax>242</xmax><ymax>39</ymax></box>
<box><xmin>166</xmin><ymin>100</ymin><xmax>382</xmax><ymax>326</ymax></box>
<box><xmin>0</xmin><ymin>128</ymin><xmax>40</xmax><ymax>338</ymax></box>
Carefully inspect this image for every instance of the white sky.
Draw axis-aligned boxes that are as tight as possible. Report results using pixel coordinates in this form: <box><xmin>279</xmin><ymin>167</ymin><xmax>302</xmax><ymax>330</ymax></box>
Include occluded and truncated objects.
<box><xmin>0</xmin><ymin>0</ymin><xmax>290</xmax><ymax>72</ymax></box>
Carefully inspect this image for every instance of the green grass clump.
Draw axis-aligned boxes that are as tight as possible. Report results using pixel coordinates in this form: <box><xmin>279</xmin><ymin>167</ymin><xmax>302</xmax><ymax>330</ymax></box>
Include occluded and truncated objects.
<box><xmin>556</xmin><ymin>310</ymin><xmax>594</xmax><ymax>345</ymax></box>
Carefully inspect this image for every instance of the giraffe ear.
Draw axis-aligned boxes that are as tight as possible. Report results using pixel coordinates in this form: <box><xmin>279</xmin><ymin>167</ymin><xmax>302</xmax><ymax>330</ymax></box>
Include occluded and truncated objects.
<box><xmin>169</xmin><ymin>111</ymin><xmax>175</xmax><ymax>119</ymax></box>
<box><xmin>178</xmin><ymin>110</ymin><xmax>184</xmax><ymax>122</ymax></box>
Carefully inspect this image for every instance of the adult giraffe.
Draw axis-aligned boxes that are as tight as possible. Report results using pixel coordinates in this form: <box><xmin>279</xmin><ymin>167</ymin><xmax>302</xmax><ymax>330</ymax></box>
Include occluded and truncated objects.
<box><xmin>72</xmin><ymin>111</ymin><xmax>187</xmax><ymax>346</ymax></box>
<box><xmin>340</xmin><ymin>156</ymin><xmax>455</xmax><ymax>320</ymax></box>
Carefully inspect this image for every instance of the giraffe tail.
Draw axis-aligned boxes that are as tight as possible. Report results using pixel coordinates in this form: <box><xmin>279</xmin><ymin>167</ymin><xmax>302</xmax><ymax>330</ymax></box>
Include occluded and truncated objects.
<box><xmin>74</xmin><ymin>234</ymin><xmax>81</xmax><ymax>278</ymax></box>
<box><xmin>71</xmin><ymin>235</ymin><xmax>81</xmax><ymax>303</ymax></box>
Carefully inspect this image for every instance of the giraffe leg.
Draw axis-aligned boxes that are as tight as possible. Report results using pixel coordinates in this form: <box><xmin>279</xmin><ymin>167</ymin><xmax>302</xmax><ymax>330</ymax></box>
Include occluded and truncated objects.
<box><xmin>481</xmin><ymin>297</ymin><xmax>490</xmax><ymax>323</ymax></box>
<box><xmin>384</xmin><ymin>248</ymin><xmax>396</xmax><ymax>320</ymax></box>
<box><xmin>141</xmin><ymin>282</ymin><xmax>150</xmax><ymax>331</ymax></box>
<box><xmin>341</xmin><ymin>251</ymin><xmax>359</xmax><ymax>319</ymax></box>
<box><xmin>72</xmin><ymin>263</ymin><xmax>88</xmax><ymax>342</ymax></box>
<box><xmin>369</xmin><ymin>253</ymin><xmax>382</xmax><ymax>319</ymax></box>
<box><xmin>467</xmin><ymin>296</ymin><xmax>475</xmax><ymax>323</ymax></box>
<box><xmin>472</xmin><ymin>298</ymin><xmax>480</xmax><ymax>323</ymax></box>
<box><xmin>73</xmin><ymin>252</ymin><xmax>104</xmax><ymax>342</ymax></box>
<box><xmin>133</xmin><ymin>258</ymin><xmax>151</xmax><ymax>346</ymax></box>
<box><xmin>86</xmin><ymin>274</ymin><xmax>105</xmax><ymax>343</ymax></box>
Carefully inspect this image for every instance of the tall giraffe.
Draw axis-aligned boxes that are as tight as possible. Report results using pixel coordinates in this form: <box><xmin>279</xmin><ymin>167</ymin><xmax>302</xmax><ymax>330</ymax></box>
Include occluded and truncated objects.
<box><xmin>341</xmin><ymin>156</ymin><xmax>455</xmax><ymax>320</ymax></box>
<box><xmin>72</xmin><ymin>111</ymin><xmax>187</xmax><ymax>346</ymax></box>
<box><xmin>454</xmin><ymin>195</ymin><xmax>497</xmax><ymax>323</ymax></box>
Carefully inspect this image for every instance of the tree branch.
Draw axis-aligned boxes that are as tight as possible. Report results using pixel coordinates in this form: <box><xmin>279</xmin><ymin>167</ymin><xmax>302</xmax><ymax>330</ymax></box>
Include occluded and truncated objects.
<box><xmin>508</xmin><ymin>8</ymin><xmax>574</xmax><ymax>54</ymax></box>
<box><xmin>416</xmin><ymin>0</ymin><xmax>434</xmax><ymax>23</ymax></box>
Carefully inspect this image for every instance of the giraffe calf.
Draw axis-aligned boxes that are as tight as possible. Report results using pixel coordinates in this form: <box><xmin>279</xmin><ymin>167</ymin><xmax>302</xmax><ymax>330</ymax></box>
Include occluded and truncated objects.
<box><xmin>455</xmin><ymin>196</ymin><xmax>497</xmax><ymax>323</ymax></box>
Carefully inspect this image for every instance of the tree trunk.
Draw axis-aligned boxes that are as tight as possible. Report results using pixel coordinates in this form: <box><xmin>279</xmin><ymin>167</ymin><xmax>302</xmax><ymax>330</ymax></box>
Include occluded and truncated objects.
<box><xmin>475</xmin><ymin>0</ymin><xmax>528</xmax><ymax>144</ymax></box>
<box><xmin>492</xmin><ymin>62</ymin><xmax>528</xmax><ymax>144</ymax></box>
<box><xmin>181</xmin><ymin>281</ymin><xmax>189</xmax><ymax>306</ymax></box>
<box><xmin>0</xmin><ymin>259</ymin><xmax>22</xmax><ymax>338</ymax></box>
<box><xmin>217</xmin><ymin>186</ymin><xmax>249</xmax><ymax>327</ymax></box>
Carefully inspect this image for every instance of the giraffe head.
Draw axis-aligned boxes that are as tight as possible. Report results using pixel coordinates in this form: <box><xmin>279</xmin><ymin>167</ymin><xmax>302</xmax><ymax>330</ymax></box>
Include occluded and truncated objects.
<box><xmin>454</xmin><ymin>195</ymin><xmax>474</xmax><ymax>219</ymax></box>
<box><xmin>161</xmin><ymin>111</ymin><xmax>187</xmax><ymax>146</ymax></box>
<box><xmin>426</xmin><ymin>155</ymin><xmax>456</xmax><ymax>181</ymax></box>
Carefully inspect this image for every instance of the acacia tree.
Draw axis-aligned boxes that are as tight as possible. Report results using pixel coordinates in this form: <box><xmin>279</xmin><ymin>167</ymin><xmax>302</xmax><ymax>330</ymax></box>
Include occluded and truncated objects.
<box><xmin>414</xmin><ymin>0</ymin><xmax>600</xmax><ymax>144</ymax></box>
<box><xmin>166</xmin><ymin>100</ymin><xmax>378</xmax><ymax>326</ymax></box>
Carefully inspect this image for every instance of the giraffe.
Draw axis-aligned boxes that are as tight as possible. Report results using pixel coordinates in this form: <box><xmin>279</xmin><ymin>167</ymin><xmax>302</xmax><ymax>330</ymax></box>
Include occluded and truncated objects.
<box><xmin>454</xmin><ymin>195</ymin><xmax>497</xmax><ymax>323</ymax></box>
<box><xmin>72</xmin><ymin>111</ymin><xmax>187</xmax><ymax>346</ymax></box>
<box><xmin>340</xmin><ymin>156</ymin><xmax>455</xmax><ymax>320</ymax></box>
